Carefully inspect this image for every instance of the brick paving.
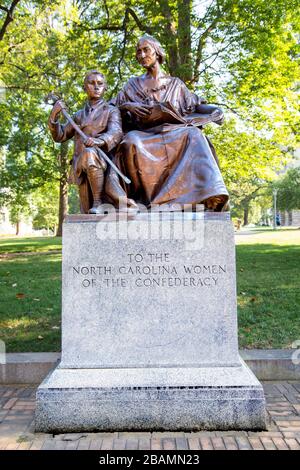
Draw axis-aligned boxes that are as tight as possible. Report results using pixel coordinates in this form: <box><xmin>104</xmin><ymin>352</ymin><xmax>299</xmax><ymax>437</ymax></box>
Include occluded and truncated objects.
<box><xmin>0</xmin><ymin>381</ymin><xmax>299</xmax><ymax>450</ymax></box>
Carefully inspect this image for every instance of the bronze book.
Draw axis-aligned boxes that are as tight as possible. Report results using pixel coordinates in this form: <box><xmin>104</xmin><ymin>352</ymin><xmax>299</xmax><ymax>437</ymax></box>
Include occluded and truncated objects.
<box><xmin>139</xmin><ymin>101</ymin><xmax>222</xmax><ymax>127</ymax></box>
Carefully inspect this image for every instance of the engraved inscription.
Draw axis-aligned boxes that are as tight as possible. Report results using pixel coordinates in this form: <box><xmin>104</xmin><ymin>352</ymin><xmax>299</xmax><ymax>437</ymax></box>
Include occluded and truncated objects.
<box><xmin>71</xmin><ymin>252</ymin><xmax>227</xmax><ymax>288</ymax></box>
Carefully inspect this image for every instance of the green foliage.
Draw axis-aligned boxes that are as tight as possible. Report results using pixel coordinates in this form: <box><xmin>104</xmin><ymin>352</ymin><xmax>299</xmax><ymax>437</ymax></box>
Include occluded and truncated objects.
<box><xmin>31</xmin><ymin>183</ymin><xmax>59</xmax><ymax>231</ymax></box>
<box><xmin>8</xmin><ymin>200</ymin><xmax>31</xmax><ymax>229</ymax></box>
<box><xmin>0</xmin><ymin>0</ymin><xmax>299</xmax><ymax>220</ymax></box>
<box><xmin>273</xmin><ymin>167</ymin><xmax>300</xmax><ymax>211</ymax></box>
<box><xmin>68</xmin><ymin>185</ymin><xmax>80</xmax><ymax>214</ymax></box>
<box><xmin>206</xmin><ymin>116</ymin><xmax>290</xmax><ymax>222</ymax></box>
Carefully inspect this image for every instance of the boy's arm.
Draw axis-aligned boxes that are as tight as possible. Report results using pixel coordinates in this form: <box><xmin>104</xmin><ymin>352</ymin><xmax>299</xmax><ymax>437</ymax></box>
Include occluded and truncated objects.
<box><xmin>48</xmin><ymin>101</ymin><xmax>76</xmax><ymax>142</ymax></box>
<box><xmin>96</xmin><ymin>106</ymin><xmax>123</xmax><ymax>152</ymax></box>
<box><xmin>48</xmin><ymin>115</ymin><xmax>76</xmax><ymax>143</ymax></box>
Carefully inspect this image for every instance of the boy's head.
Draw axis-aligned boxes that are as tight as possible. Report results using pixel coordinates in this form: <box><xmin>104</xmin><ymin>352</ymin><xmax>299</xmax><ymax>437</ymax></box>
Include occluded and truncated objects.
<box><xmin>83</xmin><ymin>71</ymin><xmax>107</xmax><ymax>100</ymax></box>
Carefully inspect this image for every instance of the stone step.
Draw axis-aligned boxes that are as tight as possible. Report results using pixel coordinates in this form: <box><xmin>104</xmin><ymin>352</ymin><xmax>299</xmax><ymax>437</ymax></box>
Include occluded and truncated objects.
<box><xmin>1</xmin><ymin>349</ymin><xmax>299</xmax><ymax>384</ymax></box>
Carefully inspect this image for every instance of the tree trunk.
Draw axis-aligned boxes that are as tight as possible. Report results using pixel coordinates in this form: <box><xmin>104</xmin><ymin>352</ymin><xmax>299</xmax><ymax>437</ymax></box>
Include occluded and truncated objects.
<box><xmin>159</xmin><ymin>0</ymin><xmax>179</xmax><ymax>76</ymax></box>
<box><xmin>177</xmin><ymin>0</ymin><xmax>192</xmax><ymax>83</ymax></box>
<box><xmin>15</xmin><ymin>219</ymin><xmax>20</xmax><ymax>236</ymax></box>
<box><xmin>243</xmin><ymin>206</ymin><xmax>249</xmax><ymax>226</ymax></box>
<box><xmin>56</xmin><ymin>141</ymin><xmax>69</xmax><ymax>237</ymax></box>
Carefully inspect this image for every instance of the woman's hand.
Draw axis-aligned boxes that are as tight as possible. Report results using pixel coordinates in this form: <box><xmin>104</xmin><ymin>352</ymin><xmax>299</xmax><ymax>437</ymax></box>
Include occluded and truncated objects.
<box><xmin>121</xmin><ymin>102</ymin><xmax>152</xmax><ymax>118</ymax></box>
<box><xmin>211</xmin><ymin>109</ymin><xmax>224</xmax><ymax>126</ymax></box>
<box><xmin>196</xmin><ymin>104</ymin><xmax>224</xmax><ymax>125</ymax></box>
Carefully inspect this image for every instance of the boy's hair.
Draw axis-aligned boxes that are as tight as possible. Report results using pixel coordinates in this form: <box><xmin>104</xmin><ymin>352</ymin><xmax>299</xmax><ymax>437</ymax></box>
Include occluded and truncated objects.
<box><xmin>83</xmin><ymin>70</ymin><xmax>107</xmax><ymax>91</ymax></box>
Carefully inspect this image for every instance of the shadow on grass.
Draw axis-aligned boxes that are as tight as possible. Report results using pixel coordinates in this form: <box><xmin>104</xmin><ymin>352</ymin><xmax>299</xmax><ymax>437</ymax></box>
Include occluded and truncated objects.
<box><xmin>0</xmin><ymin>236</ymin><xmax>62</xmax><ymax>254</ymax></box>
<box><xmin>236</xmin><ymin>244</ymin><xmax>300</xmax><ymax>348</ymax></box>
<box><xmin>0</xmin><ymin>253</ymin><xmax>62</xmax><ymax>352</ymax></box>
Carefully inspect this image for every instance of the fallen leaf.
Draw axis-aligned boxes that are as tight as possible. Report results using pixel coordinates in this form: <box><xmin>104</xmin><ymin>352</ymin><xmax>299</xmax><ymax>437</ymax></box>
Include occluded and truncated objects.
<box><xmin>33</xmin><ymin>298</ymin><xmax>40</xmax><ymax>301</ymax></box>
<box><xmin>38</xmin><ymin>335</ymin><xmax>44</xmax><ymax>340</ymax></box>
<box><xmin>16</xmin><ymin>293</ymin><xmax>25</xmax><ymax>299</ymax></box>
<box><xmin>62</xmin><ymin>434</ymin><xmax>88</xmax><ymax>442</ymax></box>
<box><xmin>240</xmin><ymin>268</ymin><xmax>244</xmax><ymax>272</ymax></box>
<box><xmin>51</xmin><ymin>326</ymin><xmax>59</xmax><ymax>330</ymax></box>
<box><xmin>12</xmin><ymin>283</ymin><xmax>17</xmax><ymax>287</ymax></box>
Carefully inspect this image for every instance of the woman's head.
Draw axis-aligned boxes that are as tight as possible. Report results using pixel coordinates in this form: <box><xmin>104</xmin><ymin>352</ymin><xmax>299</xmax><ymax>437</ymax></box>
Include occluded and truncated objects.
<box><xmin>136</xmin><ymin>35</ymin><xmax>166</xmax><ymax>67</ymax></box>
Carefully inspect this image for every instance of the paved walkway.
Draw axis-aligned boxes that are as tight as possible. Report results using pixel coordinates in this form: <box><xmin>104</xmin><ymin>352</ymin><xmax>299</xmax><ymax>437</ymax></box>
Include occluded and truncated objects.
<box><xmin>0</xmin><ymin>381</ymin><xmax>300</xmax><ymax>450</ymax></box>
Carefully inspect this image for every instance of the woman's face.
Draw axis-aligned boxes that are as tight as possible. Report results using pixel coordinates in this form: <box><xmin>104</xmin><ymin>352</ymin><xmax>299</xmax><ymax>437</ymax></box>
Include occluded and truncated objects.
<box><xmin>136</xmin><ymin>41</ymin><xmax>158</xmax><ymax>69</ymax></box>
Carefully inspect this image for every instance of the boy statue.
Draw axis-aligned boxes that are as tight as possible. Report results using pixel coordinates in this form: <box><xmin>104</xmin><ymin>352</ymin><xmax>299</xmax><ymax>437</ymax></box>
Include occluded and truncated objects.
<box><xmin>48</xmin><ymin>70</ymin><xmax>126</xmax><ymax>214</ymax></box>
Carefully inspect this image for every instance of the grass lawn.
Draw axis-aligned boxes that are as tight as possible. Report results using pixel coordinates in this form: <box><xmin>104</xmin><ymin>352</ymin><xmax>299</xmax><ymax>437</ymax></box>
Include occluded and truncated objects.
<box><xmin>0</xmin><ymin>236</ymin><xmax>62</xmax><ymax>254</ymax></box>
<box><xmin>0</xmin><ymin>229</ymin><xmax>299</xmax><ymax>351</ymax></box>
<box><xmin>0</xmin><ymin>251</ymin><xmax>62</xmax><ymax>351</ymax></box>
<box><xmin>236</xmin><ymin>228</ymin><xmax>300</xmax><ymax>348</ymax></box>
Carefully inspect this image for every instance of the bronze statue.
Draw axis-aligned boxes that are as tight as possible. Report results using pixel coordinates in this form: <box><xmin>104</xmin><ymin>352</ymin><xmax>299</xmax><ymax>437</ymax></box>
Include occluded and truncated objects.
<box><xmin>115</xmin><ymin>36</ymin><xmax>229</xmax><ymax>211</ymax></box>
<box><xmin>48</xmin><ymin>70</ymin><xmax>133</xmax><ymax>214</ymax></box>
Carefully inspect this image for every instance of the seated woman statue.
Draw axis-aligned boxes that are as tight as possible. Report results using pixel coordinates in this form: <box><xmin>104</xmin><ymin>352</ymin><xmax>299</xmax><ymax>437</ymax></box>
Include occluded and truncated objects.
<box><xmin>114</xmin><ymin>35</ymin><xmax>229</xmax><ymax>211</ymax></box>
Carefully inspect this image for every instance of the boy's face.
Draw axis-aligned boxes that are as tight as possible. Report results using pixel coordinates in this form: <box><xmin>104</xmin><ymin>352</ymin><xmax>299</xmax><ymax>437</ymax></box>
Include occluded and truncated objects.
<box><xmin>84</xmin><ymin>74</ymin><xmax>106</xmax><ymax>100</ymax></box>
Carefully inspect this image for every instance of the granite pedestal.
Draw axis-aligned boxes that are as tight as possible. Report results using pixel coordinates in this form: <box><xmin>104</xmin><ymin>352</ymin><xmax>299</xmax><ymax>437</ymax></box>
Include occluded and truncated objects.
<box><xmin>35</xmin><ymin>212</ymin><xmax>266</xmax><ymax>431</ymax></box>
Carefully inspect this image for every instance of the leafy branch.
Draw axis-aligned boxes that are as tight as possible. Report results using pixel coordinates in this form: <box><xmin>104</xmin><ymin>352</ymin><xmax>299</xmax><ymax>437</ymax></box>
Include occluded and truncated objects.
<box><xmin>0</xmin><ymin>0</ymin><xmax>21</xmax><ymax>41</ymax></box>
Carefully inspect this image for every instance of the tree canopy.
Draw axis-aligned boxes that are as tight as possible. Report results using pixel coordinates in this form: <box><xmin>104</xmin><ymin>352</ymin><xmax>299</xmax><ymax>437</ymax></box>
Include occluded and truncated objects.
<box><xmin>0</xmin><ymin>0</ymin><xmax>299</xmax><ymax>231</ymax></box>
<box><xmin>273</xmin><ymin>167</ymin><xmax>300</xmax><ymax>211</ymax></box>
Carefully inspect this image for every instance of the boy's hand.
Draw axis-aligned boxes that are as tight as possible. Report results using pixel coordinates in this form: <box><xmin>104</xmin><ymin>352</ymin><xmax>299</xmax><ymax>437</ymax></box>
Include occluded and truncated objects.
<box><xmin>84</xmin><ymin>137</ymin><xmax>96</xmax><ymax>147</ymax></box>
<box><xmin>50</xmin><ymin>100</ymin><xmax>67</xmax><ymax>122</ymax></box>
<box><xmin>84</xmin><ymin>137</ymin><xmax>105</xmax><ymax>147</ymax></box>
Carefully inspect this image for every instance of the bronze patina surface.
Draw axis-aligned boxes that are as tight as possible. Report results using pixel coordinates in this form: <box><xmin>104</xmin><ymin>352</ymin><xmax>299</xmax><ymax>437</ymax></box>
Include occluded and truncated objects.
<box><xmin>116</xmin><ymin>36</ymin><xmax>229</xmax><ymax>211</ymax></box>
<box><xmin>48</xmin><ymin>71</ymin><xmax>136</xmax><ymax>214</ymax></box>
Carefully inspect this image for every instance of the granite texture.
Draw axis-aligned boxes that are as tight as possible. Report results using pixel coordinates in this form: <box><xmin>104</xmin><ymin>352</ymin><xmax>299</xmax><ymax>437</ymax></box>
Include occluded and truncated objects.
<box><xmin>2</xmin><ymin>350</ymin><xmax>300</xmax><ymax>384</ymax></box>
<box><xmin>36</xmin><ymin>213</ymin><xmax>266</xmax><ymax>431</ymax></box>
<box><xmin>42</xmin><ymin>360</ymin><xmax>260</xmax><ymax>388</ymax></box>
<box><xmin>35</xmin><ymin>361</ymin><xmax>266</xmax><ymax>432</ymax></box>
<box><xmin>61</xmin><ymin>212</ymin><xmax>239</xmax><ymax>368</ymax></box>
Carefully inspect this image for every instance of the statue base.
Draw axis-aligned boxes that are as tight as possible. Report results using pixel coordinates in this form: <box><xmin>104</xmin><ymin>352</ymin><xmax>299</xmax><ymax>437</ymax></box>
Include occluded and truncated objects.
<box><xmin>36</xmin><ymin>363</ymin><xmax>265</xmax><ymax>432</ymax></box>
<box><xmin>36</xmin><ymin>212</ymin><xmax>266</xmax><ymax>431</ymax></box>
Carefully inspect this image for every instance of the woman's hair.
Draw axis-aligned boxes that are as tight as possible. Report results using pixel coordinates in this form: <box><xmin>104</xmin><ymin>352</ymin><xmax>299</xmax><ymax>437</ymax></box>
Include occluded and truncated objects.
<box><xmin>83</xmin><ymin>70</ymin><xmax>107</xmax><ymax>90</ymax></box>
<box><xmin>136</xmin><ymin>35</ymin><xmax>166</xmax><ymax>64</ymax></box>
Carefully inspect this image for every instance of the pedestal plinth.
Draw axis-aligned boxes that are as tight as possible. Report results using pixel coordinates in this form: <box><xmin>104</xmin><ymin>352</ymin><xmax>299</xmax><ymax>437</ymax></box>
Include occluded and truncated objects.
<box><xmin>35</xmin><ymin>212</ymin><xmax>266</xmax><ymax>431</ymax></box>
